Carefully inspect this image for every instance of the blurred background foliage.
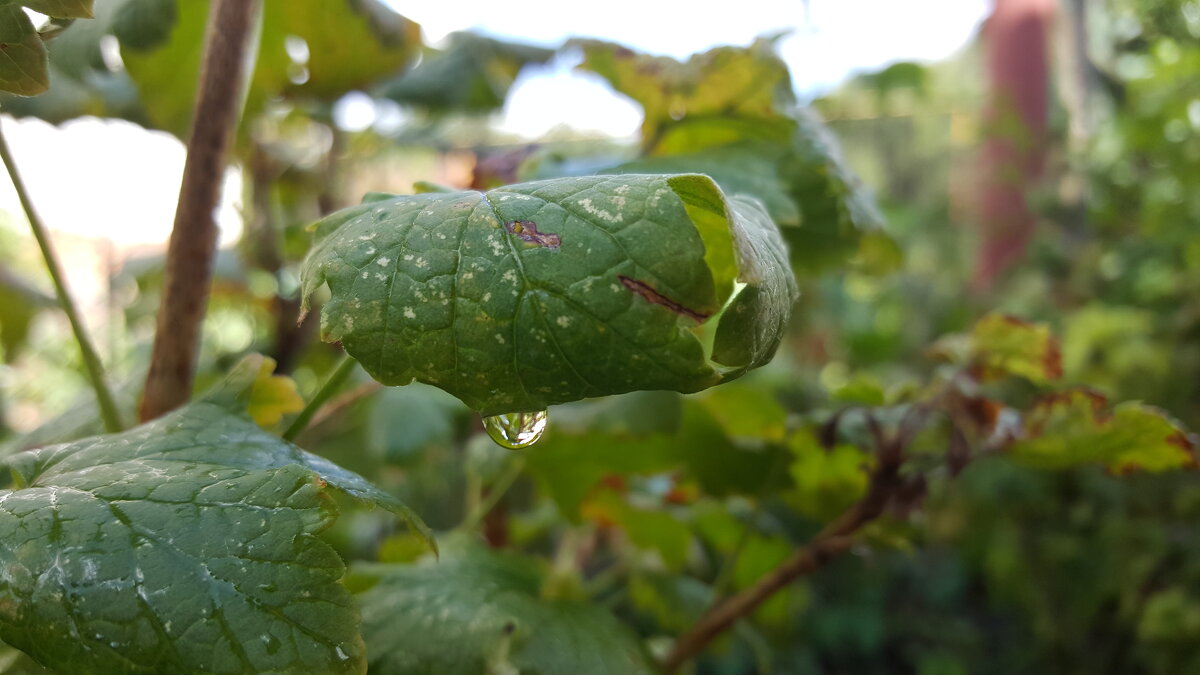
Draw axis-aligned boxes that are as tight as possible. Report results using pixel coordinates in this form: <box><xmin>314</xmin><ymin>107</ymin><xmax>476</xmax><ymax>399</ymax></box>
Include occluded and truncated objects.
<box><xmin>1</xmin><ymin>0</ymin><xmax>1200</xmax><ymax>673</ymax></box>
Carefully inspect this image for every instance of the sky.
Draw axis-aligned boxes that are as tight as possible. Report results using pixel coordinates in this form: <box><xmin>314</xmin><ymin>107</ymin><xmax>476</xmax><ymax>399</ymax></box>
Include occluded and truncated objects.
<box><xmin>0</xmin><ymin>0</ymin><xmax>989</xmax><ymax>251</ymax></box>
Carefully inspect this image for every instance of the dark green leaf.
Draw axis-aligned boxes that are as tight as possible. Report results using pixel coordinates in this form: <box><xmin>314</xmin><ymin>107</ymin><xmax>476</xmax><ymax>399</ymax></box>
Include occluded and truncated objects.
<box><xmin>301</xmin><ymin>174</ymin><xmax>797</xmax><ymax>415</ymax></box>
<box><xmin>353</xmin><ymin>546</ymin><xmax>655</xmax><ymax>674</ymax></box>
<box><xmin>0</xmin><ymin>5</ymin><xmax>48</xmax><ymax>96</ymax></box>
<box><xmin>378</xmin><ymin>32</ymin><xmax>554</xmax><ymax>114</ymax></box>
<box><xmin>0</xmin><ymin>269</ymin><xmax>52</xmax><ymax>362</ymax></box>
<box><xmin>111</xmin><ymin>0</ymin><xmax>174</xmax><ymax>50</ymax></box>
<box><xmin>0</xmin><ymin>356</ymin><xmax>430</xmax><ymax>674</ymax></box>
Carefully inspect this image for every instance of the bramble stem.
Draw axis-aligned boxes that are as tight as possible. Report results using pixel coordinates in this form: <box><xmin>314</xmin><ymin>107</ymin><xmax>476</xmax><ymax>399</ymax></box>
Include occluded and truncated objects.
<box><xmin>662</xmin><ymin>427</ymin><xmax>906</xmax><ymax>672</ymax></box>
<box><xmin>282</xmin><ymin>354</ymin><xmax>358</xmax><ymax>441</ymax></box>
<box><xmin>139</xmin><ymin>0</ymin><xmax>262</xmax><ymax>421</ymax></box>
<box><xmin>0</xmin><ymin>121</ymin><xmax>124</xmax><ymax>433</ymax></box>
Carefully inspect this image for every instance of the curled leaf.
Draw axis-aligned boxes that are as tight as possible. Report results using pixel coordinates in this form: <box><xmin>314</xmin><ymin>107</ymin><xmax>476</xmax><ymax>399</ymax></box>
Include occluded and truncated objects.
<box><xmin>300</xmin><ymin>174</ymin><xmax>798</xmax><ymax>414</ymax></box>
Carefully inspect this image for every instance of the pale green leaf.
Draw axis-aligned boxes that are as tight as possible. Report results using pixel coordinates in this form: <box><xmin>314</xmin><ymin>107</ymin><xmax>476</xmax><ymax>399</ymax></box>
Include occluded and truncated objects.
<box><xmin>0</xmin><ymin>355</ymin><xmax>430</xmax><ymax>674</ymax></box>
<box><xmin>300</xmin><ymin>174</ymin><xmax>798</xmax><ymax>415</ymax></box>
<box><xmin>353</xmin><ymin>547</ymin><xmax>655</xmax><ymax>674</ymax></box>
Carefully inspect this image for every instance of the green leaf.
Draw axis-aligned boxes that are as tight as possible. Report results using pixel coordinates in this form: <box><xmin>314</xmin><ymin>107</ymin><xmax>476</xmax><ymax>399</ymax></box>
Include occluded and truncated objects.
<box><xmin>378</xmin><ymin>32</ymin><xmax>554</xmax><ymax>114</ymax></box>
<box><xmin>525</xmin><ymin>401</ymin><xmax>783</xmax><ymax>518</ymax></box>
<box><xmin>0</xmin><ymin>5</ymin><xmax>49</xmax><ymax>96</ymax></box>
<box><xmin>1009</xmin><ymin>389</ymin><xmax>1197</xmax><ymax>473</ymax></box>
<box><xmin>121</xmin><ymin>0</ymin><xmax>422</xmax><ymax>137</ymax></box>
<box><xmin>607</xmin><ymin>142</ymin><xmax>801</xmax><ymax>226</ymax></box>
<box><xmin>353</xmin><ymin>546</ymin><xmax>656</xmax><ymax>674</ymax></box>
<box><xmin>111</xmin><ymin>0</ymin><xmax>175</xmax><ymax>50</ymax></box>
<box><xmin>582</xmin><ymin>38</ymin><xmax>895</xmax><ymax>275</ymax></box>
<box><xmin>368</xmin><ymin>382</ymin><xmax>464</xmax><ymax>462</ymax></box>
<box><xmin>779</xmin><ymin>107</ymin><xmax>894</xmax><ymax>275</ymax></box>
<box><xmin>0</xmin><ymin>269</ymin><xmax>53</xmax><ymax>362</ymax></box>
<box><xmin>583</xmin><ymin>490</ymin><xmax>692</xmax><ymax>570</ymax></box>
<box><xmin>300</xmin><ymin>174</ymin><xmax>798</xmax><ymax>415</ymax></box>
<box><xmin>0</xmin><ymin>355</ymin><xmax>430</xmax><ymax>674</ymax></box>
<box><xmin>0</xmin><ymin>0</ymin><xmax>143</xmax><ymax>124</ymax></box>
<box><xmin>788</xmin><ymin>429</ymin><xmax>872</xmax><ymax>520</ymax></box>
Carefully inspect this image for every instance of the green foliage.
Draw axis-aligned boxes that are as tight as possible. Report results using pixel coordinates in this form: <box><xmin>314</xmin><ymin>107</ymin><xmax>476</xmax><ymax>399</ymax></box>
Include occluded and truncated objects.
<box><xmin>352</xmin><ymin>545</ymin><xmax>656</xmax><ymax>674</ymax></box>
<box><xmin>1011</xmin><ymin>390</ymin><xmax>1195</xmax><ymax>472</ymax></box>
<box><xmin>0</xmin><ymin>269</ymin><xmax>52</xmax><ymax>362</ymax></box>
<box><xmin>120</xmin><ymin>0</ymin><xmax>422</xmax><ymax>137</ymax></box>
<box><xmin>0</xmin><ymin>3</ymin><xmax>52</xmax><ymax>96</ymax></box>
<box><xmin>578</xmin><ymin>38</ymin><xmax>896</xmax><ymax>275</ymax></box>
<box><xmin>301</xmin><ymin>174</ymin><xmax>797</xmax><ymax>414</ymax></box>
<box><xmin>0</xmin><ymin>356</ymin><xmax>428</xmax><ymax>674</ymax></box>
<box><xmin>3</xmin><ymin>1</ymin><xmax>1199</xmax><ymax>672</ymax></box>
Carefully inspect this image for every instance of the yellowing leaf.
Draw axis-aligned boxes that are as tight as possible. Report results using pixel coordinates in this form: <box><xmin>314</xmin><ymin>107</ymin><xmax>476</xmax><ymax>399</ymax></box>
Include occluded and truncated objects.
<box><xmin>247</xmin><ymin>356</ymin><xmax>305</xmax><ymax>427</ymax></box>
<box><xmin>1011</xmin><ymin>389</ymin><xmax>1196</xmax><ymax>473</ymax></box>
<box><xmin>969</xmin><ymin>313</ymin><xmax>1063</xmax><ymax>385</ymax></box>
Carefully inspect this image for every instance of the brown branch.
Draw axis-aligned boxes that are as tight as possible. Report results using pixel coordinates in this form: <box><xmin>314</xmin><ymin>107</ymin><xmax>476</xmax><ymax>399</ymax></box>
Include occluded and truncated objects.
<box><xmin>300</xmin><ymin>380</ymin><xmax>384</xmax><ymax>436</ymax></box>
<box><xmin>662</xmin><ymin>426</ymin><xmax>907</xmax><ymax>672</ymax></box>
<box><xmin>139</xmin><ymin>0</ymin><xmax>262</xmax><ymax>421</ymax></box>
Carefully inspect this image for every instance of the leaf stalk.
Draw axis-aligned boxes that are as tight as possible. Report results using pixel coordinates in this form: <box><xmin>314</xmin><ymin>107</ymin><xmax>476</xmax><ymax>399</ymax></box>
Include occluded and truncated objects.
<box><xmin>0</xmin><ymin>121</ymin><xmax>124</xmax><ymax>433</ymax></box>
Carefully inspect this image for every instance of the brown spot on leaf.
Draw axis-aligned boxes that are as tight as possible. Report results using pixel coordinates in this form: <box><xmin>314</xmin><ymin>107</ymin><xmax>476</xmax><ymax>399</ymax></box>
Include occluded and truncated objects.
<box><xmin>505</xmin><ymin>220</ymin><xmax>560</xmax><ymax>249</ymax></box>
<box><xmin>618</xmin><ymin>275</ymin><xmax>710</xmax><ymax>323</ymax></box>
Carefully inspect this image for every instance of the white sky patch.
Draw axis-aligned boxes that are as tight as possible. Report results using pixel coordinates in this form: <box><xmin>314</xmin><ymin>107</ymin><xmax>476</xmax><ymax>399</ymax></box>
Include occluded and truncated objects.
<box><xmin>0</xmin><ymin>115</ymin><xmax>242</xmax><ymax>248</ymax></box>
<box><xmin>395</xmin><ymin>0</ymin><xmax>989</xmax><ymax>138</ymax></box>
<box><xmin>0</xmin><ymin>0</ymin><xmax>990</xmax><ymax>267</ymax></box>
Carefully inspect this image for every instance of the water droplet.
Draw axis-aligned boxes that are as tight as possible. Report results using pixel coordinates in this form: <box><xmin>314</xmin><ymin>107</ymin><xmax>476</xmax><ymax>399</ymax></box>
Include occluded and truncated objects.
<box><xmin>483</xmin><ymin>410</ymin><xmax>548</xmax><ymax>449</ymax></box>
<box><xmin>262</xmin><ymin>633</ymin><xmax>282</xmax><ymax>655</ymax></box>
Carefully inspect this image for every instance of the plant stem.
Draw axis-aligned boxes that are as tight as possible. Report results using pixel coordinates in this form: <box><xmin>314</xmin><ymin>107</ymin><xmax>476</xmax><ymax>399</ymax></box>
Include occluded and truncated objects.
<box><xmin>282</xmin><ymin>354</ymin><xmax>358</xmax><ymax>441</ymax></box>
<box><xmin>139</xmin><ymin>0</ymin><xmax>262</xmax><ymax>421</ymax></box>
<box><xmin>0</xmin><ymin>121</ymin><xmax>124</xmax><ymax>433</ymax></box>
<box><xmin>662</xmin><ymin>429</ymin><xmax>906</xmax><ymax>672</ymax></box>
<box><xmin>457</xmin><ymin>456</ymin><xmax>527</xmax><ymax>533</ymax></box>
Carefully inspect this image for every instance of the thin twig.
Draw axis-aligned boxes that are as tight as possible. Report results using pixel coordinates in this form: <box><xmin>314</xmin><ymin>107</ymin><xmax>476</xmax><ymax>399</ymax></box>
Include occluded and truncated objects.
<box><xmin>662</xmin><ymin>426</ymin><xmax>907</xmax><ymax>672</ymax></box>
<box><xmin>0</xmin><ymin>122</ymin><xmax>124</xmax><ymax>433</ymax></box>
<box><xmin>139</xmin><ymin>0</ymin><xmax>262</xmax><ymax>421</ymax></box>
<box><xmin>304</xmin><ymin>380</ymin><xmax>384</xmax><ymax>433</ymax></box>
<box><xmin>457</xmin><ymin>456</ymin><xmax>527</xmax><ymax>534</ymax></box>
<box><xmin>282</xmin><ymin>354</ymin><xmax>358</xmax><ymax>441</ymax></box>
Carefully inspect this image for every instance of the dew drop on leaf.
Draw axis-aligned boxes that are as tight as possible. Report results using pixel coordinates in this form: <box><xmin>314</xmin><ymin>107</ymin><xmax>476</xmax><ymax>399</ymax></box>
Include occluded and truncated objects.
<box><xmin>483</xmin><ymin>410</ymin><xmax>548</xmax><ymax>449</ymax></box>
